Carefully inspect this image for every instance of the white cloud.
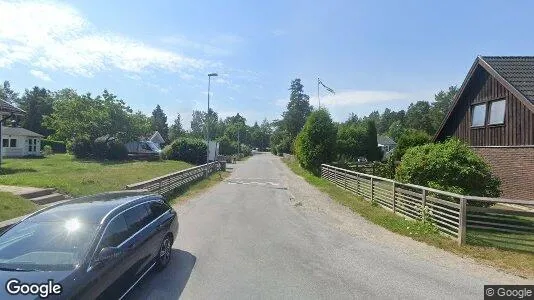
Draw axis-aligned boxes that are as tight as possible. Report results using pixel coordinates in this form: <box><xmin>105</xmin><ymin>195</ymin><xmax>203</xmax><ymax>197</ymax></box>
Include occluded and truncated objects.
<box><xmin>0</xmin><ymin>1</ymin><xmax>208</xmax><ymax>77</ymax></box>
<box><xmin>29</xmin><ymin>69</ymin><xmax>52</xmax><ymax>81</ymax></box>
<box><xmin>161</xmin><ymin>34</ymin><xmax>243</xmax><ymax>57</ymax></box>
<box><xmin>312</xmin><ymin>90</ymin><xmax>410</xmax><ymax>107</ymax></box>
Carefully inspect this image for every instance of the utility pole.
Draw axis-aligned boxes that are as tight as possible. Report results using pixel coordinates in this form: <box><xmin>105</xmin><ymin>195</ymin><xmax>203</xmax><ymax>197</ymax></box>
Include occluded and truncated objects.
<box><xmin>205</xmin><ymin>73</ymin><xmax>218</xmax><ymax>177</ymax></box>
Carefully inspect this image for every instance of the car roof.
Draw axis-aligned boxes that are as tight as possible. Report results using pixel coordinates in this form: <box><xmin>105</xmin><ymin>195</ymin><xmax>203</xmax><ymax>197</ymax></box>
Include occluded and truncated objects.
<box><xmin>25</xmin><ymin>191</ymin><xmax>161</xmax><ymax>225</ymax></box>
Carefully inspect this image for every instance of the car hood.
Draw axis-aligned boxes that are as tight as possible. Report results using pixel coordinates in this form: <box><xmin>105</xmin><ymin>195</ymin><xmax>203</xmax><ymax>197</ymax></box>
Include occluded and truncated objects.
<box><xmin>0</xmin><ymin>269</ymin><xmax>76</xmax><ymax>299</ymax></box>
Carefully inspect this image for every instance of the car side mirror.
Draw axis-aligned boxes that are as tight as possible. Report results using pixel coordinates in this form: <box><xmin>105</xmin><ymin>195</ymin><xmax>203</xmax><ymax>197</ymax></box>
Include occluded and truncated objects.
<box><xmin>96</xmin><ymin>247</ymin><xmax>122</xmax><ymax>263</ymax></box>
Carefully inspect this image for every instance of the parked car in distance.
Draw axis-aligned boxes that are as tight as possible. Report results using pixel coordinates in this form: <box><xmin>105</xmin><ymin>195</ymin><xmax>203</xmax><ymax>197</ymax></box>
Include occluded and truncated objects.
<box><xmin>125</xmin><ymin>141</ymin><xmax>162</xmax><ymax>159</ymax></box>
<box><xmin>0</xmin><ymin>191</ymin><xmax>178</xmax><ymax>300</ymax></box>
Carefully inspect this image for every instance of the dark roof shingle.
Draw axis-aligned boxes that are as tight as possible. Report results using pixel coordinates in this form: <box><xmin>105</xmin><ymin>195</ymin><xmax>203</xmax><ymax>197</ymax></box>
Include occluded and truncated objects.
<box><xmin>0</xmin><ymin>100</ymin><xmax>25</xmax><ymax>115</ymax></box>
<box><xmin>481</xmin><ymin>56</ymin><xmax>534</xmax><ymax>103</ymax></box>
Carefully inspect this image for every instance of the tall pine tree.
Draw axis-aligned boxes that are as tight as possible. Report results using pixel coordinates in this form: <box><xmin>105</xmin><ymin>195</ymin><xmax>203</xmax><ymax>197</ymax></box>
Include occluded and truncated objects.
<box><xmin>151</xmin><ymin>104</ymin><xmax>169</xmax><ymax>141</ymax></box>
<box><xmin>282</xmin><ymin>79</ymin><xmax>312</xmax><ymax>139</ymax></box>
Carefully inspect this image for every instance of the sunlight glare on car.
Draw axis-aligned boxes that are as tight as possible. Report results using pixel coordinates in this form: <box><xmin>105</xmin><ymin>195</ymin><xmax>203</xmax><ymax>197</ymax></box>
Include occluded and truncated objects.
<box><xmin>64</xmin><ymin>218</ymin><xmax>81</xmax><ymax>233</ymax></box>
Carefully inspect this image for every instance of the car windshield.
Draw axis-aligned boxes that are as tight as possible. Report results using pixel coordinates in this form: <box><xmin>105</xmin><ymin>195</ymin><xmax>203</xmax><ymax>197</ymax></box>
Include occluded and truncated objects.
<box><xmin>0</xmin><ymin>219</ymin><xmax>98</xmax><ymax>271</ymax></box>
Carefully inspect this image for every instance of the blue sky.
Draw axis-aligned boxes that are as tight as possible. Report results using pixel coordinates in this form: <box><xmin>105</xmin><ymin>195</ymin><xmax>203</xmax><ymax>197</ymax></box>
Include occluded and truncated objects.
<box><xmin>1</xmin><ymin>0</ymin><xmax>533</xmax><ymax>128</ymax></box>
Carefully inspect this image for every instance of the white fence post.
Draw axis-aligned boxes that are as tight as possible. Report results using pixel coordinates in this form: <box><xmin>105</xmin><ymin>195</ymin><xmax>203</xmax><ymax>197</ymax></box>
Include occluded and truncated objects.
<box><xmin>421</xmin><ymin>189</ymin><xmax>428</xmax><ymax>221</ymax></box>
<box><xmin>458</xmin><ymin>197</ymin><xmax>467</xmax><ymax>245</ymax></box>
<box><xmin>370</xmin><ymin>177</ymin><xmax>374</xmax><ymax>202</ymax></box>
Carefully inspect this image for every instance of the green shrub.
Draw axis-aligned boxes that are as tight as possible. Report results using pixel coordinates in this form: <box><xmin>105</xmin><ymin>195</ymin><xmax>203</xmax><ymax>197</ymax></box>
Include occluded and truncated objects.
<box><xmin>275</xmin><ymin>136</ymin><xmax>292</xmax><ymax>155</ymax></box>
<box><xmin>162</xmin><ymin>138</ymin><xmax>207</xmax><ymax>165</ymax></box>
<box><xmin>295</xmin><ymin>108</ymin><xmax>337</xmax><ymax>175</ymax></box>
<box><xmin>241</xmin><ymin>144</ymin><xmax>252</xmax><ymax>156</ymax></box>
<box><xmin>336</xmin><ymin>123</ymin><xmax>367</xmax><ymax>161</ymax></box>
<box><xmin>68</xmin><ymin>138</ymin><xmax>92</xmax><ymax>158</ymax></box>
<box><xmin>395</xmin><ymin>139</ymin><xmax>501</xmax><ymax>206</ymax></box>
<box><xmin>391</xmin><ymin>129</ymin><xmax>431</xmax><ymax>162</ymax></box>
<box><xmin>218</xmin><ymin>136</ymin><xmax>238</xmax><ymax>155</ymax></box>
<box><xmin>92</xmin><ymin>139</ymin><xmax>128</xmax><ymax>160</ymax></box>
<box><xmin>41</xmin><ymin>139</ymin><xmax>67</xmax><ymax>153</ymax></box>
<box><xmin>42</xmin><ymin>145</ymin><xmax>53</xmax><ymax>156</ymax></box>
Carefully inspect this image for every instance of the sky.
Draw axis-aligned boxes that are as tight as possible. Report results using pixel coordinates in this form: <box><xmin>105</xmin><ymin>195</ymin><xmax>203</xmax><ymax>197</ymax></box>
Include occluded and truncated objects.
<box><xmin>1</xmin><ymin>0</ymin><xmax>534</xmax><ymax>129</ymax></box>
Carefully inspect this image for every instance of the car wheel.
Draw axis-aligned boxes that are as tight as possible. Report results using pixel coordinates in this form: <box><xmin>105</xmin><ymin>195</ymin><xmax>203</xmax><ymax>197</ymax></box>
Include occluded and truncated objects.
<box><xmin>156</xmin><ymin>234</ymin><xmax>172</xmax><ymax>271</ymax></box>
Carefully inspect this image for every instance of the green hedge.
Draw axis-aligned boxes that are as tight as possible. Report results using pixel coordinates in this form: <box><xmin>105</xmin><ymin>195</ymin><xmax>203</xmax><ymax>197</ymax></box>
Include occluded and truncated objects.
<box><xmin>162</xmin><ymin>138</ymin><xmax>207</xmax><ymax>165</ymax></box>
<box><xmin>396</xmin><ymin>139</ymin><xmax>500</xmax><ymax>206</ymax></box>
<box><xmin>41</xmin><ymin>139</ymin><xmax>67</xmax><ymax>153</ymax></box>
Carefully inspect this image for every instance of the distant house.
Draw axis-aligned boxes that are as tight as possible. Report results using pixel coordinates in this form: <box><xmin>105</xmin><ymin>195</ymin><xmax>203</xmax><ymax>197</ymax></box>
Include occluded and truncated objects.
<box><xmin>434</xmin><ymin>56</ymin><xmax>534</xmax><ymax>200</ymax></box>
<box><xmin>1</xmin><ymin>126</ymin><xmax>43</xmax><ymax>157</ymax></box>
<box><xmin>150</xmin><ymin>131</ymin><xmax>165</xmax><ymax>147</ymax></box>
<box><xmin>377</xmin><ymin>135</ymin><xmax>397</xmax><ymax>153</ymax></box>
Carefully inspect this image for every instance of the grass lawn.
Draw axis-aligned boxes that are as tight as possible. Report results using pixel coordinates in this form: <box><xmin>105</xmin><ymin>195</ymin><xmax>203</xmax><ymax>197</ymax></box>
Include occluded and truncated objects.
<box><xmin>0</xmin><ymin>192</ymin><xmax>38</xmax><ymax>222</ymax></box>
<box><xmin>283</xmin><ymin>157</ymin><xmax>534</xmax><ymax>279</ymax></box>
<box><xmin>0</xmin><ymin>154</ymin><xmax>192</xmax><ymax>197</ymax></box>
<box><xmin>169</xmin><ymin>171</ymin><xmax>230</xmax><ymax>205</ymax></box>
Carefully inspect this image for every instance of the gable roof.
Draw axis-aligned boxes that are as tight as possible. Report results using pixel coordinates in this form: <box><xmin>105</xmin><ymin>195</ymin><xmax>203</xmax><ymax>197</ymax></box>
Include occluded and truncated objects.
<box><xmin>150</xmin><ymin>131</ymin><xmax>165</xmax><ymax>144</ymax></box>
<box><xmin>434</xmin><ymin>56</ymin><xmax>534</xmax><ymax>141</ymax></box>
<box><xmin>482</xmin><ymin>56</ymin><xmax>534</xmax><ymax>103</ymax></box>
<box><xmin>0</xmin><ymin>100</ymin><xmax>25</xmax><ymax>116</ymax></box>
<box><xmin>2</xmin><ymin>126</ymin><xmax>43</xmax><ymax>137</ymax></box>
<box><xmin>377</xmin><ymin>135</ymin><xmax>396</xmax><ymax>145</ymax></box>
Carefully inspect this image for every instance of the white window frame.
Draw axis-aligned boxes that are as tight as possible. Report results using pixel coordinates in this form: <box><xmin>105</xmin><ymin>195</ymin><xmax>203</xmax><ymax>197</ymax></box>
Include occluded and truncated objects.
<box><xmin>488</xmin><ymin>99</ymin><xmax>506</xmax><ymax>125</ymax></box>
<box><xmin>471</xmin><ymin>103</ymin><xmax>487</xmax><ymax>127</ymax></box>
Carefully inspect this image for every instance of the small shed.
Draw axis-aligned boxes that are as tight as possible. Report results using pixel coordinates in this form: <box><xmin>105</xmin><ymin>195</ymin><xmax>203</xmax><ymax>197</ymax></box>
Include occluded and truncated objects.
<box><xmin>1</xmin><ymin>126</ymin><xmax>43</xmax><ymax>157</ymax></box>
<box><xmin>150</xmin><ymin>131</ymin><xmax>165</xmax><ymax>147</ymax></box>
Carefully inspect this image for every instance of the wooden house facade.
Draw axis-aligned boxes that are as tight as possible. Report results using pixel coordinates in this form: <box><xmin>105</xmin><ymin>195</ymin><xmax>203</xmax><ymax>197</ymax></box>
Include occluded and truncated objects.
<box><xmin>435</xmin><ymin>56</ymin><xmax>534</xmax><ymax>200</ymax></box>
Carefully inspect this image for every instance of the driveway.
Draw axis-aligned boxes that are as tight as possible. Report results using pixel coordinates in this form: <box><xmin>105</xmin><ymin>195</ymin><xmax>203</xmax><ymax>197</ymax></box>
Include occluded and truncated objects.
<box><xmin>128</xmin><ymin>153</ymin><xmax>530</xmax><ymax>299</ymax></box>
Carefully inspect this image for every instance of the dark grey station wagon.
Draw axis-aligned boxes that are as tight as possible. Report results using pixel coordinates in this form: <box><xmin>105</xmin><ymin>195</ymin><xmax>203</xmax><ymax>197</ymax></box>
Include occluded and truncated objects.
<box><xmin>0</xmin><ymin>191</ymin><xmax>179</xmax><ymax>299</ymax></box>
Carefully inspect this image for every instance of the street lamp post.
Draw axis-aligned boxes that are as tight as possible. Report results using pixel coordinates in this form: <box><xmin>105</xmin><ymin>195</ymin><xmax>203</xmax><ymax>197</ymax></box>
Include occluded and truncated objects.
<box><xmin>206</xmin><ymin>73</ymin><xmax>218</xmax><ymax>177</ymax></box>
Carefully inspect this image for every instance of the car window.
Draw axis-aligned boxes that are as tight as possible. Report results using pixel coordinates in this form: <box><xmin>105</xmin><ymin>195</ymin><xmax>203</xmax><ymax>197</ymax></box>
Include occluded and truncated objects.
<box><xmin>123</xmin><ymin>204</ymin><xmax>151</xmax><ymax>235</ymax></box>
<box><xmin>146</xmin><ymin>201</ymin><xmax>169</xmax><ymax>222</ymax></box>
<box><xmin>100</xmin><ymin>215</ymin><xmax>129</xmax><ymax>248</ymax></box>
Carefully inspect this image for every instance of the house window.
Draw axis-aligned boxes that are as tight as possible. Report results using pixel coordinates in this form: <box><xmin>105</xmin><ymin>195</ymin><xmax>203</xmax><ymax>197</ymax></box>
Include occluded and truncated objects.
<box><xmin>471</xmin><ymin>103</ymin><xmax>486</xmax><ymax>127</ymax></box>
<box><xmin>488</xmin><ymin>99</ymin><xmax>506</xmax><ymax>125</ymax></box>
<box><xmin>2</xmin><ymin>139</ymin><xmax>7</xmax><ymax>147</ymax></box>
<box><xmin>10</xmin><ymin>139</ymin><xmax>16</xmax><ymax>148</ymax></box>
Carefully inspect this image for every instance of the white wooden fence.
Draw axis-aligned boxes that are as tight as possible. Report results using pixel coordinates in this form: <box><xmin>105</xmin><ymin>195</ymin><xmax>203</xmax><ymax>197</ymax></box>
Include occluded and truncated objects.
<box><xmin>126</xmin><ymin>162</ymin><xmax>222</xmax><ymax>196</ymax></box>
<box><xmin>321</xmin><ymin>164</ymin><xmax>534</xmax><ymax>246</ymax></box>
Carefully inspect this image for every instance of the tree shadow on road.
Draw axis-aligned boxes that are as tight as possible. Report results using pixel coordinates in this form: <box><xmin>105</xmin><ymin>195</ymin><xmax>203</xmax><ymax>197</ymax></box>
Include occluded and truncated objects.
<box><xmin>126</xmin><ymin>249</ymin><xmax>196</xmax><ymax>299</ymax></box>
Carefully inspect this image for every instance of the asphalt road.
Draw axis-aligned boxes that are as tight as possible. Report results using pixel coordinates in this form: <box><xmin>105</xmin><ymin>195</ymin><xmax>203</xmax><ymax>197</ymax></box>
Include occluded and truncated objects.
<box><xmin>128</xmin><ymin>153</ymin><xmax>529</xmax><ymax>299</ymax></box>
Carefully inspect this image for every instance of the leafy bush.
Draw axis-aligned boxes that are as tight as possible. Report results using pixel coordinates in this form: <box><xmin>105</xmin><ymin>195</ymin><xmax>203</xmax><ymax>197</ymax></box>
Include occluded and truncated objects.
<box><xmin>42</xmin><ymin>145</ymin><xmax>53</xmax><ymax>156</ymax></box>
<box><xmin>92</xmin><ymin>139</ymin><xmax>128</xmax><ymax>160</ymax></box>
<box><xmin>162</xmin><ymin>138</ymin><xmax>207</xmax><ymax>165</ymax></box>
<box><xmin>275</xmin><ymin>136</ymin><xmax>292</xmax><ymax>156</ymax></box>
<box><xmin>295</xmin><ymin>108</ymin><xmax>337</xmax><ymax>175</ymax></box>
<box><xmin>218</xmin><ymin>136</ymin><xmax>238</xmax><ymax>155</ymax></box>
<box><xmin>395</xmin><ymin>139</ymin><xmax>501</xmax><ymax>206</ymax></box>
<box><xmin>336</xmin><ymin>123</ymin><xmax>367</xmax><ymax>160</ymax></box>
<box><xmin>41</xmin><ymin>139</ymin><xmax>67</xmax><ymax>153</ymax></box>
<box><xmin>391</xmin><ymin>129</ymin><xmax>431</xmax><ymax>161</ymax></box>
<box><xmin>241</xmin><ymin>144</ymin><xmax>252</xmax><ymax>156</ymax></box>
<box><xmin>68</xmin><ymin>138</ymin><xmax>93</xmax><ymax>159</ymax></box>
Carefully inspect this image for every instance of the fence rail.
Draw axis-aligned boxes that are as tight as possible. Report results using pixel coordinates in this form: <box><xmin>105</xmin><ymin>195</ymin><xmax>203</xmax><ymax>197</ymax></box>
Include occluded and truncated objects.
<box><xmin>126</xmin><ymin>162</ymin><xmax>222</xmax><ymax>196</ymax></box>
<box><xmin>321</xmin><ymin>164</ymin><xmax>534</xmax><ymax>247</ymax></box>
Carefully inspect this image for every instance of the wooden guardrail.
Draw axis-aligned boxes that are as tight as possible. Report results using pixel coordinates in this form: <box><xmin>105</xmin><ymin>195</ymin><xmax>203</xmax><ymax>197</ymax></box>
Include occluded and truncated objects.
<box><xmin>321</xmin><ymin>164</ymin><xmax>534</xmax><ymax>247</ymax></box>
<box><xmin>126</xmin><ymin>162</ymin><xmax>222</xmax><ymax>196</ymax></box>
